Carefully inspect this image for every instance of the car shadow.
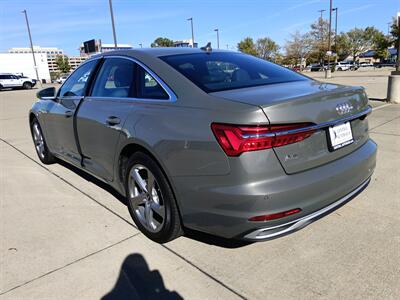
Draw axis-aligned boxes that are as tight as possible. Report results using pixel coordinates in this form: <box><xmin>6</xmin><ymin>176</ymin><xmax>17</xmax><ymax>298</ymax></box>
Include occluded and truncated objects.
<box><xmin>102</xmin><ymin>253</ymin><xmax>183</xmax><ymax>300</ymax></box>
<box><xmin>56</xmin><ymin>159</ymin><xmax>253</xmax><ymax>249</ymax></box>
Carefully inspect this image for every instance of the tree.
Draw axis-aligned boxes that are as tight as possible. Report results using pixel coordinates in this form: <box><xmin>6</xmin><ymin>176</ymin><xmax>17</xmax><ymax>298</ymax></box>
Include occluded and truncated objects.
<box><xmin>151</xmin><ymin>37</ymin><xmax>174</xmax><ymax>47</ymax></box>
<box><xmin>345</xmin><ymin>27</ymin><xmax>379</xmax><ymax>61</ymax></box>
<box><xmin>284</xmin><ymin>31</ymin><xmax>313</xmax><ymax>67</ymax></box>
<box><xmin>334</xmin><ymin>33</ymin><xmax>352</xmax><ymax>61</ymax></box>
<box><xmin>372</xmin><ymin>31</ymin><xmax>390</xmax><ymax>60</ymax></box>
<box><xmin>237</xmin><ymin>37</ymin><xmax>257</xmax><ymax>56</ymax></box>
<box><xmin>55</xmin><ymin>55</ymin><xmax>70</xmax><ymax>74</ymax></box>
<box><xmin>308</xmin><ymin>18</ymin><xmax>331</xmax><ymax>63</ymax></box>
<box><xmin>255</xmin><ymin>37</ymin><xmax>279</xmax><ymax>61</ymax></box>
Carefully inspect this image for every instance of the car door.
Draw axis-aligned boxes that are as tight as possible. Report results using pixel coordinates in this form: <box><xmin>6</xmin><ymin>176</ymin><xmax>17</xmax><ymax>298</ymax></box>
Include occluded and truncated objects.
<box><xmin>76</xmin><ymin>56</ymin><xmax>172</xmax><ymax>181</ymax></box>
<box><xmin>76</xmin><ymin>57</ymin><xmax>138</xmax><ymax>181</ymax></box>
<box><xmin>43</xmin><ymin>59</ymin><xmax>99</xmax><ymax>165</ymax></box>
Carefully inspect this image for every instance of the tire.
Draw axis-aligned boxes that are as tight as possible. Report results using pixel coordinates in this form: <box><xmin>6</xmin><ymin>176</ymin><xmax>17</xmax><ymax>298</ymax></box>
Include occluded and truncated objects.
<box><xmin>125</xmin><ymin>152</ymin><xmax>182</xmax><ymax>243</ymax></box>
<box><xmin>338</xmin><ymin>67</ymin><xmax>342</xmax><ymax>71</ymax></box>
<box><xmin>23</xmin><ymin>82</ymin><xmax>32</xmax><ymax>89</ymax></box>
<box><xmin>30</xmin><ymin>118</ymin><xmax>56</xmax><ymax>164</ymax></box>
<box><xmin>0</xmin><ymin>84</ymin><xmax>3</xmax><ymax>91</ymax></box>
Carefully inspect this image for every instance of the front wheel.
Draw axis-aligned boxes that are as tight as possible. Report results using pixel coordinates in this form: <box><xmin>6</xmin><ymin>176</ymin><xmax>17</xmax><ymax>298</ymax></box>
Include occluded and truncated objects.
<box><xmin>30</xmin><ymin>118</ymin><xmax>56</xmax><ymax>164</ymax></box>
<box><xmin>125</xmin><ymin>152</ymin><xmax>182</xmax><ymax>243</ymax></box>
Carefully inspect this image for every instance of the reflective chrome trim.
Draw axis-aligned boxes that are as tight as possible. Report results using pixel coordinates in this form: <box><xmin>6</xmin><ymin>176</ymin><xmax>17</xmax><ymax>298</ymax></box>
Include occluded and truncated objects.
<box><xmin>243</xmin><ymin>177</ymin><xmax>371</xmax><ymax>241</ymax></box>
<box><xmin>103</xmin><ymin>55</ymin><xmax>177</xmax><ymax>102</ymax></box>
<box><xmin>242</xmin><ymin>106</ymin><xmax>372</xmax><ymax>139</ymax></box>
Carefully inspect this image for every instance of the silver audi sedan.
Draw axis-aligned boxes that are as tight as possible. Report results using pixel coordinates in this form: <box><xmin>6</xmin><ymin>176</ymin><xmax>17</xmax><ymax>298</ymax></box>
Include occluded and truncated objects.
<box><xmin>30</xmin><ymin>48</ymin><xmax>376</xmax><ymax>243</ymax></box>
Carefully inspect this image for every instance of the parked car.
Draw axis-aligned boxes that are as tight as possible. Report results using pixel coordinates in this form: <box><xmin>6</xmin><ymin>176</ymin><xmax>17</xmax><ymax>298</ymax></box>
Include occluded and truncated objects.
<box><xmin>57</xmin><ymin>75</ymin><xmax>69</xmax><ymax>84</ymax></box>
<box><xmin>359</xmin><ymin>62</ymin><xmax>373</xmax><ymax>67</ymax></box>
<box><xmin>335</xmin><ymin>62</ymin><xmax>352</xmax><ymax>71</ymax></box>
<box><xmin>374</xmin><ymin>62</ymin><xmax>396</xmax><ymax>68</ymax></box>
<box><xmin>309</xmin><ymin>64</ymin><xmax>329</xmax><ymax>72</ymax></box>
<box><xmin>0</xmin><ymin>73</ymin><xmax>36</xmax><ymax>90</ymax></box>
<box><xmin>30</xmin><ymin>48</ymin><xmax>376</xmax><ymax>243</ymax></box>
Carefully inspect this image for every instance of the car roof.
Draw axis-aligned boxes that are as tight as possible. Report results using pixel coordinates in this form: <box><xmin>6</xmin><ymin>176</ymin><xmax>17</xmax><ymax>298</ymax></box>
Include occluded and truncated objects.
<box><xmin>98</xmin><ymin>47</ymin><xmax>230</xmax><ymax>58</ymax></box>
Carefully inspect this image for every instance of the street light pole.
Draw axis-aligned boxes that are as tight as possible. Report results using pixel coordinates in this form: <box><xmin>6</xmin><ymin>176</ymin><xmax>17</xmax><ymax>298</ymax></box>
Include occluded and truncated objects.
<box><xmin>139</xmin><ymin>43</ymin><xmax>143</xmax><ymax>48</ymax></box>
<box><xmin>318</xmin><ymin>9</ymin><xmax>325</xmax><ymax>65</ymax></box>
<box><xmin>325</xmin><ymin>0</ymin><xmax>333</xmax><ymax>79</ymax></box>
<box><xmin>22</xmin><ymin>9</ymin><xmax>41</xmax><ymax>86</ymax></box>
<box><xmin>333</xmin><ymin>7</ymin><xmax>338</xmax><ymax>65</ymax></box>
<box><xmin>187</xmin><ymin>17</ymin><xmax>195</xmax><ymax>47</ymax></box>
<box><xmin>214</xmin><ymin>28</ymin><xmax>220</xmax><ymax>49</ymax></box>
<box><xmin>108</xmin><ymin>0</ymin><xmax>118</xmax><ymax>48</ymax></box>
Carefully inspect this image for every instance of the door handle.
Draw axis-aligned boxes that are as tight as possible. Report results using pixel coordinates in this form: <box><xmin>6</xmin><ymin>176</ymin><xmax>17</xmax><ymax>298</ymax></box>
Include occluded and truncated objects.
<box><xmin>106</xmin><ymin>116</ymin><xmax>121</xmax><ymax>126</ymax></box>
<box><xmin>65</xmin><ymin>110</ymin><xmax>73</xmax><ymax>118</ymax></box>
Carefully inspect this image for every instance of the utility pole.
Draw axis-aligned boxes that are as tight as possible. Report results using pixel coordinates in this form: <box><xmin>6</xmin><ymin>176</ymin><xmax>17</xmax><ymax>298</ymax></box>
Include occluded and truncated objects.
<box><xmin>22</xmin><ymin>10</ymin><xmax>41</xmax><ymax>86</ymax></box>
<box><xmin>187</xmin><ymin>17</ymin><xmax>195</xmax><ymax>47</ymax></box>
<box><xmin>325</xmin><ymin>0</ymin><xmax>333</xmax><ymax>79</ymax></box>
<box><xmin>214</xmin><ymin>28</ymin><xmax>220</xmax><ymax>49</ymax></box>
<box><xmin>318</xmin><ymin>9</ymin><xmax>325</xmax><ymax>65</ymax></box>
<box><xmin>333</xmin><ymin>7</ymin><xmax>338</xmax><ymax>65</ymax></box>
<box><xmin>108</xmin><ymin>0</ymin><xmax>118</xmax><ymax>48</ymax></box>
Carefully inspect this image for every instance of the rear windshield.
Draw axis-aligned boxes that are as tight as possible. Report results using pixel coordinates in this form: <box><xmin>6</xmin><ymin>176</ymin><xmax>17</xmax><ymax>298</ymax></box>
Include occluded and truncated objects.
<box><xmin>160</xmin><ymin>52</ymin><xmax>308</xmax><ymax>93</ymax></box>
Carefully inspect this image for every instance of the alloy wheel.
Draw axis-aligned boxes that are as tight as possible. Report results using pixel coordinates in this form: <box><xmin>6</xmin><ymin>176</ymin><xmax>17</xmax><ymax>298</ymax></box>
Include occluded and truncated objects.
<box><xmin>128</xmin><ymin>165</ymin><xmax>165</xmax><ymax>233</ymax></box>
<box><xmin>32</xmin><ymin>122</ymin><xmax>45</xmax><ymax>159</ymax></box>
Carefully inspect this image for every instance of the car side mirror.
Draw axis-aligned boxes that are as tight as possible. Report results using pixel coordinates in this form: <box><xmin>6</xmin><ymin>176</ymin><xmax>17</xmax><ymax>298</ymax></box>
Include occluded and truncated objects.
<box><xmin>37</xmin><ymin>87</ymin><xmax>56</xmax><ymax>100</ymax></box>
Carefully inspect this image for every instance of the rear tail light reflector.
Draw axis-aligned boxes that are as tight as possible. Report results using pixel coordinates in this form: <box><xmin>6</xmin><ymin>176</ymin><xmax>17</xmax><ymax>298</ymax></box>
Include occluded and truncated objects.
<box><xmin>249</xmin><ymin>208</ymin><xmax>302</xmax><ymax>222</ymax></box>
<box><xmin>211</xmin><ymin>123</ymin><xmax>315</xmax><ymax>156</ymax></box>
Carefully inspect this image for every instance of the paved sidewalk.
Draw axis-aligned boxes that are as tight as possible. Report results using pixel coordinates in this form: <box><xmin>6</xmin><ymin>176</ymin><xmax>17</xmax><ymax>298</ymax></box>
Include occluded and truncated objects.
<box><xmin>1</xmin><ymin>88</ymin><xmax>399</xmax><ymax>299</ymax></box>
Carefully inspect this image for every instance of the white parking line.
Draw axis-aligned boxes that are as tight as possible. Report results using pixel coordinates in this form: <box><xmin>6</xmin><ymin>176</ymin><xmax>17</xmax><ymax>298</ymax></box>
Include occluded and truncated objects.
<box><xmin>372</xmin><ymin>103</ymin><xmax>391</xmax><ymax>111</ymax></box>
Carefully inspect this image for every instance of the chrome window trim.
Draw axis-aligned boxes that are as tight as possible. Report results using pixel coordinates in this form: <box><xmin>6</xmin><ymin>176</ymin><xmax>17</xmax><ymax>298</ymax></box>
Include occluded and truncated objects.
<box><xmin>242</xmin><ymin>106</ymin><xmax>372</xmax><ymax>139</ymax></box>
<box><xmin>101</xmin><ymin>55</ymin><xmax>177</xmax><ymax>102</ymax></box>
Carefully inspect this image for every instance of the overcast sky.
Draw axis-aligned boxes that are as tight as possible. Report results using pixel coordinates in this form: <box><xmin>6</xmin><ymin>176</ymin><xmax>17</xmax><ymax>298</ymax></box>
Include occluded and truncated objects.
<box><xmin>1</xmin><ymin>0</ymin><xmax>399</xmax><ymax>55</ymax></box>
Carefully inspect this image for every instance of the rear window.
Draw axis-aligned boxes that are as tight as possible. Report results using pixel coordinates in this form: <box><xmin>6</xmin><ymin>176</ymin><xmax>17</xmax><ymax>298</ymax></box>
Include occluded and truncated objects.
<box><xmin>160</xmin><ymin>52</ymin><xmax>308</xmax><ymax>93</ymax></box>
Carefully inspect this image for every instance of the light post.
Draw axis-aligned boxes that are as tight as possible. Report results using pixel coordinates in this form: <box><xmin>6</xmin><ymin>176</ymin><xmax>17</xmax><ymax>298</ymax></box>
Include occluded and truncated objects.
<box><xmin>187</xmin><ymin>17</ymin><xmax>195</xmax><ymax>47</ymax></box>
<box><xmin>325</xmin><ymin>0</ymin><xmax>333</xmax><ymax>79</ymax></box>
<box><xmin>108</xmin><ymin>0</ymin><xmax>118</xmax><ymax>48</ymax></box>
<box><xmin>333</xmin><ymin>7</ymin><xmax>338</xmax><ymax>66</ymax></box>
<box><xmin>214</xmin><ymin>28</ymin><xmax>220</xmax><ymax>49</ymax></box>
<box><xmin>139</xmin><ymin>43</ymin><xmax>143</xmax><ymax>48</ymax></box>
<box><xmin>22</xmin><ymin>9</ymin><xmax>41</xmax><ymax>86</ymax></box>
<box><xmin>318</xmin><ymin>9</ymin><xmax>325</xmax><ymax>65</ymax></box>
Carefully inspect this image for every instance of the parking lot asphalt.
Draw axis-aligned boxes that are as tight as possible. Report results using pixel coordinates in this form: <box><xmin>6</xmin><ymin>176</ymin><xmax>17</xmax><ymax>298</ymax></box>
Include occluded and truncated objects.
<box><xmin>1</xmin><ymin>86</ymin><xmax>399</xmax><ymax>300</ymax></box>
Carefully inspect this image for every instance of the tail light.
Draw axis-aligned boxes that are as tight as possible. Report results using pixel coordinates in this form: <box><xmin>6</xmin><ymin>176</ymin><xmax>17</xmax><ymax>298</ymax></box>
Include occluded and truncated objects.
<box><xmin>249</xmin><ymin>208</ymin><xmax>302</xmax><ymax>222</ymax></box>
<box><xmin>211</xmin><ymin>123</ymin><xmax>315</xmax><ymax>156</ymax></box>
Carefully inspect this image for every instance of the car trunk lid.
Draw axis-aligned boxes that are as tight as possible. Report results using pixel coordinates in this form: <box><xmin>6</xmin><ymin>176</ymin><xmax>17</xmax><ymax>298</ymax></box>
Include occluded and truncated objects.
<box><xmin>211</xmin><ymin>80</ymin><xmax>371</xmax><ymax>174</ymax></box>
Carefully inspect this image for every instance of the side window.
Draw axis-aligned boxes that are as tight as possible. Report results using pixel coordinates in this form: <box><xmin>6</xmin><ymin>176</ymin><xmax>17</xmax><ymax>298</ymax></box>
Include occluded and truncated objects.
<box><xmin>59</xmin><ymin>60</ymin><xmax>97</xmax><ymax>97</ymax></box>
<box><xmin>91</xmin><ymin>58</ymin><xmax>135</xmax><ymax>98</ymax></box>
<box><xmin>0</xmin><ymin>75</ymin><xmax>6</xmax><ymax>79</ymax></box>
<box><xmin>137</xmin><ymin>66</ymin><xmax>169</xmax><ymax>100</ymax></box>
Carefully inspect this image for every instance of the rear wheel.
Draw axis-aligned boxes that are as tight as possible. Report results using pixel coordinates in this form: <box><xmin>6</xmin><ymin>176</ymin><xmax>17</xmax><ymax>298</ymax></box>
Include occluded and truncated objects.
<box><xmin>0</xmin><ymin>84</ymin><xmax>3</xmax><ymax>91</ymax></box>
<box><xmin>30</xmin><ymin>118</ymin><xmax>56</xmax><ymax>164</ymax></box>
<box><xmin>125</xmin><ymin>152</ymin><xmax>182</xmax><ymax>243</ymax></box>
<box><xmin>23</xmin><ymin>82</ymin><xmax>32</xmax><ymax>89</ymax></box>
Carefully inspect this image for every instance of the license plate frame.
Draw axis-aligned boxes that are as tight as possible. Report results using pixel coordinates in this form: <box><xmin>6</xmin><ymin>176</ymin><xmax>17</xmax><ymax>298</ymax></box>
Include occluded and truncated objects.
<box><xmin>327</xmin><ymin>122</ymin><xmax>354</xmax><ymax>151</ymax></box>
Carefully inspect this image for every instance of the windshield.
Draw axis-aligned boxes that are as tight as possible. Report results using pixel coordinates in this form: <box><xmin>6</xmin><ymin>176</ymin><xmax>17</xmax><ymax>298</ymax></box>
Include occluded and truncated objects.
<box><xmin>160</xmin><ymin>52</ymin><xmax>308</xmax><ymax>93</ymax></box>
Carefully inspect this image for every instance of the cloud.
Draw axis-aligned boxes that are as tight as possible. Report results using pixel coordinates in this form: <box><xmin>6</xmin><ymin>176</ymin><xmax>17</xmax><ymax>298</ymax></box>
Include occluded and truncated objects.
<box><xmin>340</xmin><ymin>4</ymin><xmax>376</xmax><ymax>15</ymax></box>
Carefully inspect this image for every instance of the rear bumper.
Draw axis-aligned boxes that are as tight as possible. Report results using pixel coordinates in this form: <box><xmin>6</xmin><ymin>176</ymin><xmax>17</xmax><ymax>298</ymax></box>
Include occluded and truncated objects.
<box><xmin>243</xmin><ymin>177</ymin><xmax>371</xmax><ymax>241</ymax></box>
<box><xmin>173</xmin><ymin>139</ymin><xmax>377</xmax><ymax>239</ymax></box>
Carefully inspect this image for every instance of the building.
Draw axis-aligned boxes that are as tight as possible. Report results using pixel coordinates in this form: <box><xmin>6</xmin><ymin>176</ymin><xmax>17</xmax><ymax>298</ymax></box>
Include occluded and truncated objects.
<box><xmin>0</xmin><ymin>53</ymin><xmax>50</xmax><ymax>81</ymax></box>
<box><xmin>68</xmin><ymin>56</ymin><xmax>87</xmax><ymax>70</ymax></box>
<box><xmin>79</xmin><ymin>40</ymin><xmax>133</xmax><ymax>57</ymax></box>
<box><xmin>8</xmin><ymin>46</ymin><xmax>64</xmax><ymax>73</ymax></box>
<box><xmin>174</xmin><ymin>39</ymin><xmax>198</xmax><ymax>48</ymax></box>
<box><xmin>358</xmin><ymin>48</ymin><xmax>398</xmax><ymax>64</ymax></box>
